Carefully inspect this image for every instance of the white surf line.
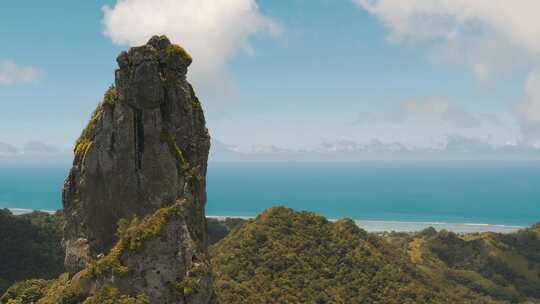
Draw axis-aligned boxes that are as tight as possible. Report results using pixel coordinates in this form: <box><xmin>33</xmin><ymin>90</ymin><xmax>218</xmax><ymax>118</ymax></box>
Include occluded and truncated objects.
<box><xmin>7</xmin><ymin>208</ymin><xmax>57</xmax><ymax>215</ymax></box>
<box><xmin>207</xmin><ymin>214</ymin><xmax>525</xmax><ymax>233</ymax></box>
<box><xmin>8</xmin><ymin>209</ymin><xmax>526</xmax><ymax>233</ymax></box>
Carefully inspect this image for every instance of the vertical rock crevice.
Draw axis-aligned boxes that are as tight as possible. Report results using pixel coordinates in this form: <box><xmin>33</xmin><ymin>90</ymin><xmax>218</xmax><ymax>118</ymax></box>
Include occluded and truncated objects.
<box><xmin>133</xmin><ymin>108</ymin><xmax>145</xmax><ymax>170</ymax></box>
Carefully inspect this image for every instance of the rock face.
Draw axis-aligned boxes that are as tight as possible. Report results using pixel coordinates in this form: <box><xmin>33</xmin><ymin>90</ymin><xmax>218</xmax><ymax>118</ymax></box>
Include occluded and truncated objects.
<box><xmin>60</xmin><ymin>35</ymin><xmax>213</xmax><ymax>303</ymax></box>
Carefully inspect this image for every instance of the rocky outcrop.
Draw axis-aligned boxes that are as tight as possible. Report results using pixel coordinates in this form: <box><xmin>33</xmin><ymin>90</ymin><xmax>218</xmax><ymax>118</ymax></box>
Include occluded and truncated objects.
<box><xmin>58</xmin><ymin>35</ymin><xmax>213</xmax><ymax>303</ymax></box>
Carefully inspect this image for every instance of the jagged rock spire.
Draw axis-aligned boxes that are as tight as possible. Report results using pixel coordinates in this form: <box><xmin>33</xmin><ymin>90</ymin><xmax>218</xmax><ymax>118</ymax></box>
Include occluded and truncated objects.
<box><xmin>60</xmin><ymin>35</ymin><xmax>213</xmax><ymax>303</ymax></box>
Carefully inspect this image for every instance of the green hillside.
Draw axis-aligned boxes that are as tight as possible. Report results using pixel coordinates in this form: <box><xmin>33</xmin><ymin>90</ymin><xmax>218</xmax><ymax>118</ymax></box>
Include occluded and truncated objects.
<box><xmin>401</xmin><ymin>224</ymin><xmax>540</xmax><ymax>303</ymax></box>
<box><xmin>210</xmin><ymin>206</ymin><xmax>502</xmax><ymax>304</ymax></box>
<box><xmin>3</xmin><ymin>207</ymin><xmax>540</xmax><ymax>303</ymax></box>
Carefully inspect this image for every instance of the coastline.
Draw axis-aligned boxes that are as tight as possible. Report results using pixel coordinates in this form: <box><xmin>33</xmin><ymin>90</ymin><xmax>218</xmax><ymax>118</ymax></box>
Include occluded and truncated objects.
<box><xmin>8</xmin><ymin>208</ymin><xmax>525</xmax><ymax>233</ymax></box>
<box><xmin>7</xmin><ymin>208</ymin><xmax>56</xmax><ymax>215</ymax></box>
<box><xmin>209</xmin><ymin>215</ymin><xmax>525</xmax><ymax>234</ymax></box>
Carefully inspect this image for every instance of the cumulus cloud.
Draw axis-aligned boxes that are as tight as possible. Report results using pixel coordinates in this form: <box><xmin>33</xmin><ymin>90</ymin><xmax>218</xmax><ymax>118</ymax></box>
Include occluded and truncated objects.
<box><xmin>354</xmin><ymin>1</ymin><xmax>540</xmax><ymax>140</ymax></box>
<box><xmin>354</xmin><ymin>0</ymin><xmax>540</xmax><ymax>81</ymax></box>
<box><xmin>352</xmin><ymin>98</ymin><xmax>497</xmax><ymax>128</ymax></box>
<box><xmin>0</xmin><ymin>60</ymin><xmax>41</xmax><ymax>86</ymax></box>
<box><xmin>102</xmin><ymin>0</ymin><xmax>279</xmax><ymax>89</ymax></box>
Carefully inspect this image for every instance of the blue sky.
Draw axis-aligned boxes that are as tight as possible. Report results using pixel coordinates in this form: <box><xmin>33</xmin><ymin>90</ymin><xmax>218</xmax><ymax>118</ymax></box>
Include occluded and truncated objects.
<box><xmin>1</xmin><ymin>0</ymin><xmax>539</xmax><ymax>158</ymax></box>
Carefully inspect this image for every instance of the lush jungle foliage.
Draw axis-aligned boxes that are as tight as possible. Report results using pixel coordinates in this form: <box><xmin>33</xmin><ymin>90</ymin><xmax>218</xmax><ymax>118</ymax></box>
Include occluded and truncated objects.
<box><xmin>0</xmin><ymin>212</ymin><xmax>242</xmax><ymax>297</ymax></box>
<box><xmin>3</xmin><ymin>207</ymin><xmax>540</xmax><ymax>303</ymax></box>
<box><xmin>211</xmin><ymin>206</ymin><xmax>499</xmax><ymax>303</ymax></box>
<box><xmin>207</xmin><ymin>218</ymin><xmax>247</xmax><ymax>245</ymax></box>
<box><xmin>0</xmin><ymin>210</ymin><xmax>64</xmax><ymax>295</ymax></box>
<box><xmin>400</xmin><ymin>223</ymin><xmax>540</xmax><ymax>303</ymax></box>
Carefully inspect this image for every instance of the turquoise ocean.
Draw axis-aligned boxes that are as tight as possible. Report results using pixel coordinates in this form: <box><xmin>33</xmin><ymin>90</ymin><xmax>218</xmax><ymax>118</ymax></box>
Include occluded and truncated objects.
<box><xmin>1</xmin><ymin>161</ymin><xmax>539</xmax><ymax>232</ymax></box>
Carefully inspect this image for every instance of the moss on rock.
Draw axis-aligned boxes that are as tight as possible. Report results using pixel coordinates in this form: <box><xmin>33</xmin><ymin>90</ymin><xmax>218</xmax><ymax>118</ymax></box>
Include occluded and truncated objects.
<box><xmin>103</xmin><ymin>85</ymin><xmax>118</xmax><ymax>107</ymax></box>
<box><xmin>37</xmin><ymin>272</ymin><xmax>91</xmax><ymax>304</ymax></box>
<box><xmin>82</xmin><ymin>285</ymin><xmax>148</xmax><ymax>304</ymax></box>
<box><xmin>86</xmin><ymin>204</ymin><xmax>182</xmax><ymax>281</ymax></box>
<box><xmin>160</xmin><ymin>130</ymin><xmax>190</xmax><ymax>174</ymax></box>
<box><xmin>7</xmin><ymin>205</ymin><xmax>184</xmax><ymax>303</ymax></box>
<box><xmin>166</xmin><ymin>44</ymin><xmax>192</xmax><ymax>65</ymax></box>
<box><xmin>188</xmin><ymin>84</ymin><xmax>202</xmax><ymax>111</ymax></box>
<box><xmin>172</xmin><ymin>262</ymin><xmax>210</xmax><ymax>298</ymax></box>
<box><xmin>73</xmin><ymin>85</ymin><xmax>118</xmax><ymax>167</ymax></box>
<box><xmin>74</xmin><ymin>105</ymin><xmax>103</xmax><ymax>166</ymax></box>
<box><xmin>120</xmin><ymin>205</ymin><xmax>180</xmax><ymax>252</ymax></box>
<box><xmin>0</xmin><ymin>279</ymin><xmax>52</xmax><ymax>304</ymax></box>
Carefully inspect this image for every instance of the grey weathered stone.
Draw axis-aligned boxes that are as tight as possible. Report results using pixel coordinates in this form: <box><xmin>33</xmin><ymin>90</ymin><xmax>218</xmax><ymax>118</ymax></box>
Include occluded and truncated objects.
<box><xmin>61</xmin><ymin>35</ymin><xmax>213</xmax><ymax>303</ymax></box>
<box><xmin>96</xmin><ymin>201</ymin><xmax>214</xmax><ymax>304</ymax></box>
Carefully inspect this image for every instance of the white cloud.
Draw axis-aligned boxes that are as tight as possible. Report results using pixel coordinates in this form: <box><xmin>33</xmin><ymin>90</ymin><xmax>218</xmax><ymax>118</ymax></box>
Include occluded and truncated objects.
<box><xmin>102</xmin><ymin>0</ymin><xmax>279</xmax><ymax>89</ymax></box>
<box><xmin>355</xmin><ymin>0</ymin><xmax>540</xmax><ymax>80</ymax></box>
<box><xmin>354</xmin><ymin>0</ymin><xmax>540</xmax><ymax>52</ymax></box>
<box><xmin>318</xmin><ymin>135</ymin><xmax>540</xmax><ymax>159</ymax></box>
<box><xmin>250</xmin><ymin>144</ymin><xmax>292</xmax><ymax>155</ymax></box>
<box><xmin>355</xmin><ymin>1</ymin><xmax>540</xmax><ymax>141</ymax></box>
<box><xmin>352</xmin><ymin>98</ymin><xmax>497</xmax><ymax>128</ymax></box>
<box><xmin>0</xmin><ymin>60</ymin><xmax>41</xmax><ymax>86</ymax></box>
<box><xmin>320</xmin><ymin>139</ymin><xmax>408</xmax><ymax>153</ymax></box>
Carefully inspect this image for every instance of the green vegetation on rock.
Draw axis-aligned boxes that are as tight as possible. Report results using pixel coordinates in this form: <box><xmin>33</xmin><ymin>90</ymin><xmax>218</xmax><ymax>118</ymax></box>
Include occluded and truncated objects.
<box><xmin>188</xmin><ymin>84</ymin><xmax>202</xmax><ymax>111</ymax></box>
<box><xmin>103</xmin><ymin>85</ymin><xmax>118</xmax><ymax>107</ymax></box>
<box><xmin>73</xmin><ymin>85</ymin><xmax>118</xmax><ymax>166</ymax></box>
<box><xmin>73</xmin><ymin>106</ymin><xmax>101</xmax><ymax>166</ymax></box>
<box><xmin>0</xmin><ymin>213</ymin><xmax>242</xmax><ymax>300</ymax></box>
<box><xmin>116</xmin><ymin>204</ymin><xmax>180</xmax><ymax>252</ymax></box>
<box><xmin>0</xmin><ymin>205</ymin><xmax>186</xmax><ymax>303</ymax></box>
<box><xmin>82</xmin><ymin>285</ymin><xmax>148</xmax><ymax>304</ymax></box>
<box><xmin>166</xmin><ymin>44</ymin><xmax>192</xmax><ymax>65</ymax></box>
<box><xmin>34</xmin><ymin>272</ymin><xmax>90</xmax><ymax>304</ymax></box>
<box><xmin>0</xmin><ymin>279</ymin><xmax>53</xmax><ymax>304</ymax></box>
<box><xmin>86</xmin><ymin>204</ymin><xmax>182</xmax><ymax>282</ymax></box>
<box><xmin>160</xmin><ymin>130</ymin><xmax>189</xmax><ymax>173</ymax></box>
<box><xmin>207</xmin><ymin>218</ymin><xmax>247</xmax><ymax>245</ymax></box>
<box><xmin>4</xmin><ymin>206</ymin><xmax>540</xmax><ymax>304</ymax></box>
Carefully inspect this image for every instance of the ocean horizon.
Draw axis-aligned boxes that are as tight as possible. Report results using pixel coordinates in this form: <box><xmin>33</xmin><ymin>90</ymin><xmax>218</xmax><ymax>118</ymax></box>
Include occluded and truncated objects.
<box><xmin>1</xmin><ymin>160</ymin><xmax>539</xmax><ymax>233</ymax></box>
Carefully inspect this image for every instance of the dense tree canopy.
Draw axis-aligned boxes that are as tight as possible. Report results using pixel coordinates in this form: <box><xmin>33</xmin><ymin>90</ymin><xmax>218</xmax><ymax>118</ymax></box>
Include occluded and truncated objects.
<box><xmin>210</xmin><ymin>206</ymin><xmax>501</xmax><ymax>303</ymax></box>
<box><xmin>2</xmin><ymin>207</ymin><xmax>540</xmax><ymax>304</ymax></box>
<box><xmin>0</xmin><ymin>210</ymin><xmax>64</xmax><ymax>295</ymax></box>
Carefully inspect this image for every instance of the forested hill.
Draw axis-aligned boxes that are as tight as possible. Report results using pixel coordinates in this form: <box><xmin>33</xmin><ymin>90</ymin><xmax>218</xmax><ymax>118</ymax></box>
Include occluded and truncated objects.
<box><xmin>2</xmin><ymin>207</ymin><xmax>540</xmax><ymax>303</ymax></box>
<box><xmin>210</xmin><ymin>206</ymin><xmax>540</xmax><ymax>304</ymax></box>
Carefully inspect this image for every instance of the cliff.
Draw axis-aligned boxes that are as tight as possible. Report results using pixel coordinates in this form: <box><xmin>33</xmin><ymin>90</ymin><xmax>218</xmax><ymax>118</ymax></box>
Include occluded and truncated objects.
<box><xmin>63</xmin><ymin>35</ymin><xmax>210</xmax><ymax>275</ymax></box>
<box><xmin>0</xmin><ymin>35</ymin><xmax>214</xmax><ymax>304</ymax></box>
